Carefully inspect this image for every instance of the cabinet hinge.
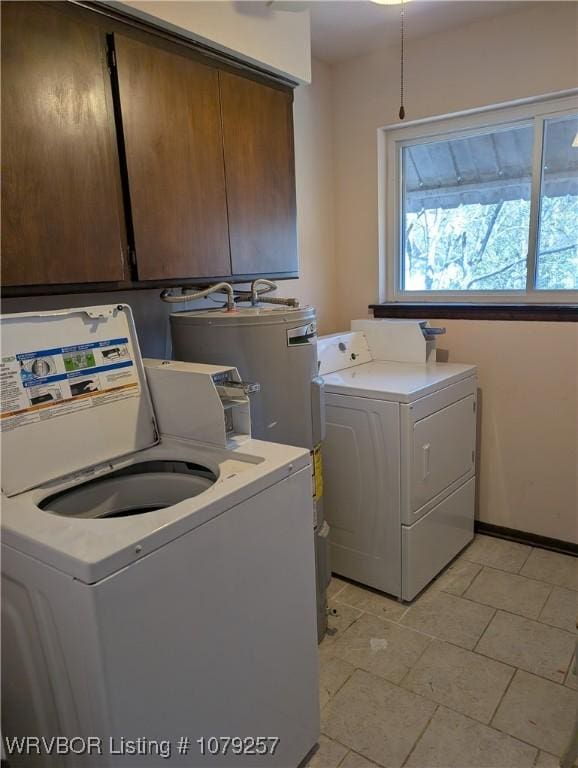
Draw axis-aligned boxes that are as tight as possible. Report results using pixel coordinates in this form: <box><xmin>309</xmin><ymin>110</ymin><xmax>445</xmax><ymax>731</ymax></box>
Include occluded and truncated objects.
<box><xmin>473</xmin><ymin>400</ymin><xmax>476</xmax><ymax>413</ymax></box>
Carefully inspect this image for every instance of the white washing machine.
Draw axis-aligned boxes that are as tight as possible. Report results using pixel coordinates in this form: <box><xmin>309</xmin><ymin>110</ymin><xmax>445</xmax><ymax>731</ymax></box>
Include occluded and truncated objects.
<box><xmin>1</xmin><ymin>305</ymin><xmax>319</xmax><ymax>767</ymax></box>
<box><xmin>318</xmin><ymin>324</ymin><xmax>477</xmax><ymax>601</ymax></box>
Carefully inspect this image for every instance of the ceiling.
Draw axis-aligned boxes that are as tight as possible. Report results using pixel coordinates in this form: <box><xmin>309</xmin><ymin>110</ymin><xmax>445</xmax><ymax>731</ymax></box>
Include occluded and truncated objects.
<box><xmin>306</xmin><ymin>1</ymin><xmax>535</xmax><ymax>64</ymax></box>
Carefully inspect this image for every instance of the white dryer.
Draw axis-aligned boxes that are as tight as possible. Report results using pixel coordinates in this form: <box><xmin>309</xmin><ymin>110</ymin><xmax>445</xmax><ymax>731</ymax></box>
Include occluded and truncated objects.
<box><xmin>1</xmin><ymin>305</ymin><xmax>319</xmax><ymax>767</ymax></box>
<box><xmin>318</xmin><ymin>325</ymin><xmax>477</xmax><ymax>601</ymax></box>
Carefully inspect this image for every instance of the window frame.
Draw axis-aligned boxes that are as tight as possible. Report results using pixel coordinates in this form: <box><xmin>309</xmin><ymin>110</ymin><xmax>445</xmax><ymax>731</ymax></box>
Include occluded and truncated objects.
<box><xmin>379</xmin><ymin>91</ymin><xmax>578</xmax><ymax>304</ymax></box>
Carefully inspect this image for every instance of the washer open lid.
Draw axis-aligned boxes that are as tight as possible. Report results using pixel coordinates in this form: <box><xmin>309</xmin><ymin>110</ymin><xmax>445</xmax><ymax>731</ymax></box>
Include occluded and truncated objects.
<box><xmin>1</xmin><ymin>304</ymin><xmax>159</xmax><ymax>496</ymax></box>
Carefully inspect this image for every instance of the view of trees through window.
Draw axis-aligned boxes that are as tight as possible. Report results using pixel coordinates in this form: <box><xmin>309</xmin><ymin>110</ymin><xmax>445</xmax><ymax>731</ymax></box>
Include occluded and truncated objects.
<box><xmin>402</xmin><ymin>114</ymin><xmax>578</xmax><ymax>292</ymax></box>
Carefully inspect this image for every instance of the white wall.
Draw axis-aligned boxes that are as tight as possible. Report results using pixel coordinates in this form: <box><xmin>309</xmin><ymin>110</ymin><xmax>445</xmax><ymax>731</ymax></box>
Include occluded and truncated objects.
<box><xmin>118</xmin><ymin>0</ymin><xmax>311</xmax><ymax>82</ymax></box>
<box><xmin>287</xmin><ymin>58</ymin><xmax>339</xmax><ymax>334</ymax></box>
<box><xmin>329</xmin><ymin>2</ymin><xmax>578</xmax><ymax>542</ymax></box>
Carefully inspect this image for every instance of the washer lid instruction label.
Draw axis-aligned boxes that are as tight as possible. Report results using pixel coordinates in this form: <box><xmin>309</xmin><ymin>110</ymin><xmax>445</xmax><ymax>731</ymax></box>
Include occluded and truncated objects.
<box><xmin>1</xmin><ymin>337</ymin><xmax>140</xmax><ymax>432</ymax></box>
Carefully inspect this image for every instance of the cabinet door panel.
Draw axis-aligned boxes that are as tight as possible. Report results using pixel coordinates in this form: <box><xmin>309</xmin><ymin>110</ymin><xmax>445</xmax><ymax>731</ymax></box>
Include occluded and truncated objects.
<box><xmin>220</xmin><ymin>72</ymin><xmax>297</xmax><ymax>276</ymax></box>
<box><xmin>1</xmin><ymin>2</ymin><xmax>126</xmax><ymax>286</ymax></box>
<box><xmin>114</xmin><ymin>35</ymin><xmax>230</xmax><ymax>281</ymax></box>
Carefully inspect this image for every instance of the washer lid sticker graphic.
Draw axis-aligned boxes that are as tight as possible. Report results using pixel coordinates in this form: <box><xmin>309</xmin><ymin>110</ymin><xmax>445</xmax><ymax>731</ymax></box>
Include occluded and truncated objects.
<box><xmin>1</xmin><ymin>305</ymin><xmax>158</xmax><ymax>496</ymax></box>
<box><xmin>1</xmin><ymin>337</ymin><xmax>139</xmax><ymax>432</ymax></box>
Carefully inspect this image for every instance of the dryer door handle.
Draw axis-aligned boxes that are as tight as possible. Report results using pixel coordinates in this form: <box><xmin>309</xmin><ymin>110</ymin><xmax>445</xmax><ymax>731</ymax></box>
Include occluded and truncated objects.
<box><xmin>422</xmin><ymin>443</ymin><xmax>431</xmax><ymax>480</ymax></box>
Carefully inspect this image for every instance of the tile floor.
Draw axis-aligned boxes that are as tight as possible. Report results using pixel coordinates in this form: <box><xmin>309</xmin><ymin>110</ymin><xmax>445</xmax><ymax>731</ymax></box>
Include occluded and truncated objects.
<box><xmin>309</xmin><ymin>534</ymin><xmax>578</xmax><ymax>768</ymax></box>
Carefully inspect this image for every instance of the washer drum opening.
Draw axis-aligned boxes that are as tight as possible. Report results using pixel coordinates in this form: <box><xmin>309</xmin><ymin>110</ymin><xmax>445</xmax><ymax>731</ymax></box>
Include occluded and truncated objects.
<box><xmin>39</xmin><ymin>460</ymin><xmax>218</xmax><ymax>519</ymax></box>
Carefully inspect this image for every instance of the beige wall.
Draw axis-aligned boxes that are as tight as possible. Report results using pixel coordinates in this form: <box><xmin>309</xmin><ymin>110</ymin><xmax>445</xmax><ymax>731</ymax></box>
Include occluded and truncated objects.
<box><xmin>439</xmin><ymin>321</ymin><xmax>578</xmax><ymax>543</ymax></box>
<box><xmin>120</xmin><ymin>1</ymin><xmax>311</xmax><ymax>82</ymax></box>
<box><xmin>328</xmin><ymin>2</ymin><xmax>578</xmax><ymax>541</ymax></box>
<box><xmin>288</xmin><ymin>58</ymin><xmax>339</xmax><ymax>334</ymax></box>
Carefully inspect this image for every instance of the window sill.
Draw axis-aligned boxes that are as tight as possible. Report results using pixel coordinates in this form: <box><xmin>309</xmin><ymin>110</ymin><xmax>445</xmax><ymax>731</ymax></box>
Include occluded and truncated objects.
<box><xmin>369</xmin><ymin>303</ymin><xmax>578</xmax><ymax>322</ymax></box>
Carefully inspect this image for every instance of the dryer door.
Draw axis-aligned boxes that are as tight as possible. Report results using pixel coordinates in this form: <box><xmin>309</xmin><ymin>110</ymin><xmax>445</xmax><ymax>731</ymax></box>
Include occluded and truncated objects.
<box><xmin>411</xmin><ymin>394</ymin><xmax>476</xmax><ymax>518</ymax></box>
<box><xmin>323</xmin><ymin>393</ymin><xmax>401</xmax><ymax>596</ymax></box>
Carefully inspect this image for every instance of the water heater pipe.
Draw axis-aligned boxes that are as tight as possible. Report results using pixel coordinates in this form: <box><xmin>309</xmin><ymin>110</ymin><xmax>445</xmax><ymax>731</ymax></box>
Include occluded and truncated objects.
<box><xmin>235</xmin><ymin>279</ymin><xmax>300</xmax><ymax>308</ymax></box>
<box><xmin>160</xmin><ymin>283</ymin><xmax>236</xmax><ymax>311</ymax></box>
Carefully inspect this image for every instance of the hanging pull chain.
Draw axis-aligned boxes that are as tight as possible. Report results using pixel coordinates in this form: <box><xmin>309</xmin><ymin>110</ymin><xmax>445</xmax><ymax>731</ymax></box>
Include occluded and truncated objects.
<box><xmin>399</xmin><ymin>0</ymin><xmax>406</xmax><ymax>120</ymax></box>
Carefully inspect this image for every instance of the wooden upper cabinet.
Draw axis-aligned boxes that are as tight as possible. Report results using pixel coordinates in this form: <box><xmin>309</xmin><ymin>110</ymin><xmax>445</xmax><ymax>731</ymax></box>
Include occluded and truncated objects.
<box><xmin>114</xmin><ymin>35</ymin><xmax>231</xmax><ymax>281</ymax></box>
<box><xmin>219</xmin><ymin>72</ymin><xmax>298</xmax><ymax>276</ymax></box>
<box><xmin>1</xmin><ymin>2</ymin><xmax>126</xmax><ymax>287</ymax></box>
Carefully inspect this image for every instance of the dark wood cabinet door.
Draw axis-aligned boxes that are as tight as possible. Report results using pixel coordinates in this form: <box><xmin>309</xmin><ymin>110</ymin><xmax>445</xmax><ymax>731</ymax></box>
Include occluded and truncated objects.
<box><xmin>219</xmin><ymin>72</ymin><xmax>298</xmax><ymax>276</ymax></box>
<box><xmin>1</xmin><ymin>2</ymin><xmax>127</xmax><ymax>286</ymax></box>
<box><xmin>114</xmin><ymin>35</ymin><xmax>230</xmax><ymax>281</ymax></box>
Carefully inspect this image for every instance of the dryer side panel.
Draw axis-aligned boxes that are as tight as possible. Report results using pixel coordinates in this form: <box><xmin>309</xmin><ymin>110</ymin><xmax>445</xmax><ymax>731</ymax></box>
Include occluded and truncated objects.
<box><xmin>324</xmin><ymin>393</ymin><xmax>401</xmax><ymax>596</ymax></box>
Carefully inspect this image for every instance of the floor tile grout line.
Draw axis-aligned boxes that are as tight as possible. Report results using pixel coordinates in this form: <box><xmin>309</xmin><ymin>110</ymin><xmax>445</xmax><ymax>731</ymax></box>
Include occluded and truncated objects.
<box><xmin>469</xmin><ymin>640</ymin><xmax>572</xmax><ymax>686</ymax></box>
<box><xmin>488</xmin><ymin>666</ymin><xmax>573</xmax><ymax>758</ymax></box>
<box><xmin>340</xmin><ymin>603</ymin><xmax>408</xmax><ymax>625</ymax></box>
<box><xmin>487</xmin><ymin>662</ymin><xmax>517</xmax><ymax>725</ymax></box>
<box><xmin>320</xmin><ymin>664</ymin><xmax>558</xmax><ymax>762</ymax></box>
<box><xmin>400</xmin><ymin>703</ymin><xmax>440</xmax><ymax>768</ymax></box>
<box><xmin>329</xmin><ymin>583</ymin><xmax>348</xmax><ymax>602</ymax></box>
<box><xmin>325</xmin><ymin>611</ymin><xmax>574</xmax><ymax>725</ymax></box>
<box><xmin>319</xmin><ymin>718</ymin><xmax>389</xmax><ymax>767</ymax></box>
<box><xmin>461</xmin><ymin>557</ymin><xmax>577</xmax><ymax>592</ymax></box>
<box><xmin>346</xmin><ymin>746</ymin><xmax>385</xmax><ymax>768</ymax></box>
<box><xmin>472</xmin><ymin>606</ymin><xmax>498</xmax><ymax>653</ymax></box>
<box><xmin>461</xmin><ymin>552</ymin><xmax>534</xmax><ymax>577</ymax></box>
<box><xmin>487</xmin><ymin>723</ymin><xmax>562</xmax><ymax>760</ymax></box>
<box><xmin>336</xmin><ymin>582</ymin><xmax>573</xmax><ymax>639</ymax></box>
<box><xmin>465</xmin><ymin>562</ymin><xmax>559</xmax><ymax>600</ymax></box>
<box><xmin>400</xmin><ymin>616</ymin><xmax>495</xmax><ymax>653</ymax></box>
<box><xmin>516</xmin><ymin>544</ymin><xmax>534</xmax><ymax>573</ymax></box>
<box><xmin>462</xmin><ymin>562</ymin><xmax>487</xmax><ymax>595</ymax></box>
<box><xmin>396</xmin><ymin>605</ymin><xmax>412</xmax><ymax>623</ymax></box>
<box><xmin>332</xmin><ymin>554</ymin><xmax>576</xmax><ymax>623</ymax></box>
<box><xmin>396</xmin><ymin>635</ymin><xmax>435</xmax><ymax>689</ymax></box>
<box><xmin>401</xmin><ymin>682</ymin><xmax>536</xmax><ymax>741</ymax></box>
<box><xmin>564</xmin><ymin>647</ymin><xmax>577</xmax><ymax>682</ymax></box>
<box><xmin>334</xmin><ymin>748</ymin><xmax>351</xmax><ymax>768</ymax></box>
<box><xmin>323</xmin><ymin>655</ymin><xmax>522</xmax><ymax>723</ymax></box>
<box><xmin>332</xmin><ymin>594</ymin><xmax>408</xmax><ymax>623</ymax></box>
<box><xmin>323</xmin><ymin>665</ymin><xmax>356</xmax><ymax>712</ymax></box>
<box><xmin>361</xmin><ymin>608</ymin><xmax>443</xmax><ymax>643</ymax></box>
<box><xmin>468</xmin><ymin>609</ymin><xmax>577</xmax><ymax>683</ymax></box>
<box><xmin>329</xmin><ymin>603</ymin><xmax>575</xmax><ymax>687</ymax></box>
<box><xmin>441</xmin><ymin>589</ymin><xmax>576</xmax><ymax>635</ymax></box>
<box><xmin>332</xmin><ymin>603</ymin><xmax>441</xmax><ymax>643</ymax></box>
<box><xmin>398</xmin><ymin>658</ymin><xmax>519</xmax><ymax>728</ymax></box>
<box><xmin>395</xmin><ymin>671</ymin><xmax>551</xmax><ymax>754</ymax></box>
<box><xmin>535</xmin><ymin>581</ymin><xmax>555</xmax><ymax>618</ymax></box>
<box><xmin>488</xmin><ymin>714</ymin><xmax>565</xmax><ymax>759</ymax></box>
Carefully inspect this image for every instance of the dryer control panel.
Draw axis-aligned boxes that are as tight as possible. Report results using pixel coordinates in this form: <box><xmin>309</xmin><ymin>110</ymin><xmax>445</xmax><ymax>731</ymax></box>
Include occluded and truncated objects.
<box><xmin>317</xmin><ymin>332</ymin><xmax>372</xmax><ymax>375</ymax></box>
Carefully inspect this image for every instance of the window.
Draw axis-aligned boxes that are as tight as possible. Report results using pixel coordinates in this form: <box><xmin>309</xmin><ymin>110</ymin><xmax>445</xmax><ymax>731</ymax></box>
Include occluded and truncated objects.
<box><xmin>382</xmin><ymin>94</ymin><xmax>578</xmax><ymax>302</ymax></box>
